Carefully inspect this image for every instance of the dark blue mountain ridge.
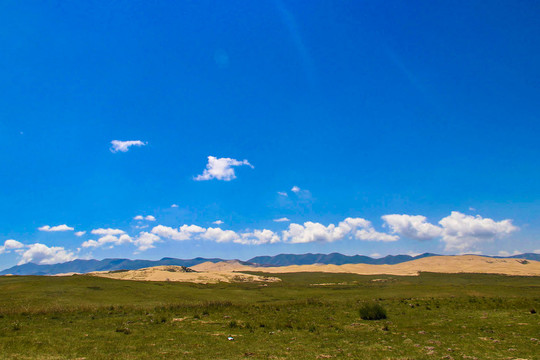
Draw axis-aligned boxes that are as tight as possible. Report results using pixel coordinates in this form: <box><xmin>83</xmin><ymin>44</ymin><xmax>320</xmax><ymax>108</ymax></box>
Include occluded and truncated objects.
<box><xmin>0</xmin><ymin>257</ymin><xmax>227</xmax><ymax>276</ymax></box>
<box><xmin>248</xmin><ymin>252</ymin><xmax>438</xmax><ymax>266</ymax></box>
<box><xmin>1</xmin><ymin>252</ymin><xmax>539</xmax><ymax>276</ymax></box>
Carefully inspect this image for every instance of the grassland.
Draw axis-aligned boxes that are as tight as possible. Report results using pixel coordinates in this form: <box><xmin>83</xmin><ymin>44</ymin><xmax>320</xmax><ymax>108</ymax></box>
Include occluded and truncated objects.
<box><xmin>0</xmin><ymin>272</ymin><xmax>539</xmax><ymax>359</ymax></box>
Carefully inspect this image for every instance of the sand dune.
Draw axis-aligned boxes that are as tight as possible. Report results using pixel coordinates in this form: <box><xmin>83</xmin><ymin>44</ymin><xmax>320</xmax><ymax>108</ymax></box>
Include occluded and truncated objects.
<box><xmin>90</xmin><ymin>256</ymin><xmax>540</xmax><ymax>283</ymax></box>
<box><xmin>193</xmin><ymin>255</ymin><xmax>540</xmax><ymax>277</ymax></box>
<box><xmin>192</xmin><ymin>260</ymin><xmax>249</xmax><ymax>272</ymax></box>
<box><xmin>91</xmin><ymin>265</ymin><xmax>280</xmax><ymax>284</ymax></box>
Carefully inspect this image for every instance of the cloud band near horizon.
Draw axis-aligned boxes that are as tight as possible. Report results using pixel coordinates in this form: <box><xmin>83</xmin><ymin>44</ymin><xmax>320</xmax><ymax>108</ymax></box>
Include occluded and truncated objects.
<box><xmin>2</xmin><ymin>211</ymin><xmax>520</xmax><ymax>266</ymax></box>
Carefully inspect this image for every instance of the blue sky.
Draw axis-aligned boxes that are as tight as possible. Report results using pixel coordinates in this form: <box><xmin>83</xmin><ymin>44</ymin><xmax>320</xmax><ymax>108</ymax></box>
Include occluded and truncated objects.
<box><xmin>1</xmin><ymin>1</ymin><xmax>539</xmax><ymax>268</ymax></box>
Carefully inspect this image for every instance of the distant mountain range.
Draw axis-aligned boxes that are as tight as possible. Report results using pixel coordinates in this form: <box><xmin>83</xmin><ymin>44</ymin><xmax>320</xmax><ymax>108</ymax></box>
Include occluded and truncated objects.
<box><xmin>0</xmin><ymin>257</ymin><xmax>226</xmax><ymax>276</ymax></box>
<box><xmin>2</xmin><ymin>252</ymin><xmax>540</xmax><ymax>276</ymax></box>
<box><xmin>249</xmin><ymin>252</ymin><xmax>437</xmax><ymax>266</ymax></box>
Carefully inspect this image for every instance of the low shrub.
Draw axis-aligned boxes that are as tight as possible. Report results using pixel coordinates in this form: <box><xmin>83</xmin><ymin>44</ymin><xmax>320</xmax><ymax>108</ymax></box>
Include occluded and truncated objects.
<box><xmin>359</xmin><ymin>303</ymin><xmax>387</xmax><ymax>320</ymax></box>
<box><xmin>228</xmin><ymin>320</ymin><xmax>238</xmax><ymax>328</ymax></box>
<box><xmin>115</xmin><ymin>327</ymin><xmax>131</xmax><ymax>335</ymax></box>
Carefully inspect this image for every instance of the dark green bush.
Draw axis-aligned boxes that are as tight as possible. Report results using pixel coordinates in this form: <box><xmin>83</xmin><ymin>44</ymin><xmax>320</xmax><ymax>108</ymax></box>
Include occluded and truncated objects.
<box><xmin>359</xmin><ymin>303</ymin><xmax>387</xmax><ymax>320</ymax></box>
<box><xmin>115</xmin><ymin>327</ymin><xmax>131</xmax><ymax>334</ymax></box>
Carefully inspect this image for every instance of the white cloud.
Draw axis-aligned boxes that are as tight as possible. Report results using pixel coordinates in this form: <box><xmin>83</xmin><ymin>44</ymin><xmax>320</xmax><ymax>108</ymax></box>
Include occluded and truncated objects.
<box><xmin>82</xmin><ymin>234</ymin><xmax>132</xmax><ymax>248</ymax></box>
<box><xmin>277</xmin><ymin>192</ymin><xmax>288</xmax><ymax>197</ymax></box>
<box><xmin>38</xmin><ymin>224</ymin><xmax>74</xmax><ymax>232</ymax></box>
<box><xmin>273</xmin><ymin>217</ymin><xmax>290</xmax><ymax>222</ymax></box>
<box><xmin>171</xmin><ymin>204</ymin><xmax>179</xmax><ymax>208</ymax></box>
<box><xmin>282</xmin><ymin>217</ymin><xmax>395</xmax><ymax>244</ymax></box>
<box><xmin>355</xmin><ymin>228</ymin><xmax>399</xmax><ymax>242</ymax></box>
<box><xmin>152</xmin><ymin>217</ymin><xmax>395</xmax><ymax>245</ymax></box>
<box><xmin>213</xmin><ymin>220</ymin><xmax>224</xmax><ymax>225</ymax></box>
<box><xmin>439</xmin><ymin>211</ymin><xmax>518</xmax><ymax>252</ymax></box>
<box><xmin>135</xmin><ymin>215</ymin><xmax>156</xmax><ymax>221</ymax></box>
<box><xmin>91</xmin><ymin>228</ymin><xmax>125</xmax><ymax>236</ymax></box>
<box><xmin>110</xmin><ymin>140</ymin><xmax>147</xmax><ymax>153</ymax></box>
<box><xmin>151</xmin><ymin>225</ymin><xmax>205</xmax><ymax>241</ymax></box>
<box><xmin>74</xmin><ymin>231</ymin><xmax>86</xmax><ymax>237</ymax></box>
<box><xmin>291</xmin><ymin>186</ymin><xmax>301</xmax><ymax>193</ymax></box>
<box><xmin>370</xmin><ymin>253</ymin><xmax>381</xmax><ymax>258</ymax></box>
<box><xmin>382</xmin><ymin>212</ymin><xmax>519</xmax><ymax>252</ymax></box>
<box><xmin>239</xmin><ymin>229</ymin><xmax>280</xmax><ymax>245</ymax></box>
<box><xmin>18</xmin><ymin>243</ymin><xmax>76</xmax><ymax>265</ymax></box>
<box><xmin>151</xmin><ymin>225</ymin><xmax>186</xmax><ymax>240</ymax></box>
<box><xmin>139</xmin><ymin>212</ymin><xmax>517</xmax><ymax>251</ymax></box>
<box><xmin>152</xmin><ymin>224</ymin><xmax>277</xmax><ymax>245</ymax></box>
<box><xmin>134</xmin><ymin>232</ymin><xmax>161</xmax><ymax>252</ymax></box>
<box><xmin>282</xmin><ymin>222</ymin><xmax>340</xmax><ymax>244</ymax></box>
<box><xmin>201</xmin><ymin>228</ymin><xmax>241</xmax><ymax>243</ymax></box>
<box><xmin>382</xmin><ymin>214</ymin><xmax>443</xmax><ymax>240</ymax></box>
<box><xmin>194</xmin><ymin>156</ymin><xmax>253</xmax><ymax>181</ymax></box>
<box><xmin>179</xmin><ymin>224</ymin><xmax>206</xmax><ymax>234</ymax></box>
<box><xmin>0</xmin><ymin>239</ymin><xmax>24</xmax><ymax>254</ymax></box>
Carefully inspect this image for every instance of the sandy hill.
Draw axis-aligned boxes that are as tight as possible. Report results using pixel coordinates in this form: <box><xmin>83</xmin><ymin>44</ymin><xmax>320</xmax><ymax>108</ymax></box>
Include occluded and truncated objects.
<box><xmin>91</xmin><ymin>265</ymin><xmax>280</xmax><ymax>284</ymax></box>
<box><xmin>90</xmin><ymin>256</ymin><xmax>540</xmax><ymax>283</ymax></box>
<box><xmin>195</xmin><ymin>255</ymin><xmax>540</xmax><ymax>277</ymax></box>
<box><xmin>191</xmin><ymin>260</ymin><xmax>249</xmax><ymax>272</ymax></box>
<box><xmin>249</xmin><ymin>255</ymin><xmax>540</xmax><ymax>276</ymax></box>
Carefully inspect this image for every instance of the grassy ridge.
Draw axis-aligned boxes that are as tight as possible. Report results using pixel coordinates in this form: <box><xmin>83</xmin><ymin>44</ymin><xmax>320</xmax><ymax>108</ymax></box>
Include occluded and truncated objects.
<box><xmin>1</xmin><ymin>272</ymin><xmax>539</xmax><ymax>359</ymax></box>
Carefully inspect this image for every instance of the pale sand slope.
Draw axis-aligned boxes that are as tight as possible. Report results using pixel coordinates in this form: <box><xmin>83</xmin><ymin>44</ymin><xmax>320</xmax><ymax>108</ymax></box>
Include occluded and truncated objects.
<box><xmin>91</xmin><ymin>265</ymin><xmax>280</xmax><ymax>284</ymax></box>
<box><xmin>191</xmin><ymin>260</ymin><xmax>252</xmax><ymax>272</ymax></box>
<box><xmin>192</xmin><ymin>255</ymin><xmax>540</xmax><ymax>276</ymax></box>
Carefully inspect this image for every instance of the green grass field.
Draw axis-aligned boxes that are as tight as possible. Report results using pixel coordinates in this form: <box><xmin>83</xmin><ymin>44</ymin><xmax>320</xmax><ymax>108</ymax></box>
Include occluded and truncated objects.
<box><xmin>1</xmin><ymin>272</ymin><xmax>539</xmax><ymax>359</ymax></box>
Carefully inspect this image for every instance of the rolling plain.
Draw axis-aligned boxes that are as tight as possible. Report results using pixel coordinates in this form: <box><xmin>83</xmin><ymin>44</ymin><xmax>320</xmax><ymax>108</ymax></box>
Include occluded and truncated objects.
<box><xmin>1</xmin><ymin>256</ymin><xmax>539</xmax><ymax>359</ymax></box>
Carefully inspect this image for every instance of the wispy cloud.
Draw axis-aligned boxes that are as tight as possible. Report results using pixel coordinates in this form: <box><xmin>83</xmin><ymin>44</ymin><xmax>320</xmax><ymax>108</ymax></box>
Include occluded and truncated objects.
<box><xmin>273</xmin><ymin>217</ymin><xmax>290</xmax><ymax>222</ymax></box>
<box><xmin>38</xmin><ymin>224</ymin><xmax>74</xmax><ymax>232</ymax></box>
<box><xmin>91</xmin><ymin>228</ymin><xmax>125</xmax><ymax>236</ymax></box>
<box><xmin>110</xmin><ymin>140</ymin><xmax>147</xmax><ymax>153</ymax></box>
<box><xmin>134</xmin><ymin>215</ymin><xmax>156</xmax><ymax>221</ymax></box>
